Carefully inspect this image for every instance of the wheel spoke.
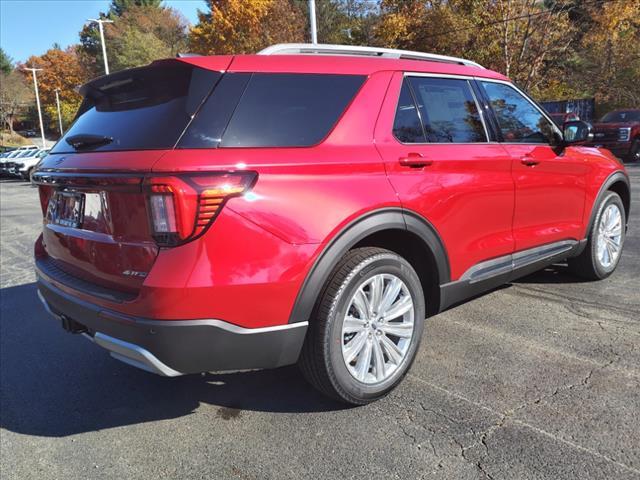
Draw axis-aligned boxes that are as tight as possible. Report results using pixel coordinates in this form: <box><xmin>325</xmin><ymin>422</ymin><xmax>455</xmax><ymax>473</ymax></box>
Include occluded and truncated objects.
<box><xmin>344</xmin><ymin>331</ymin><xmax>367</xmax><ymax>364</ymax></box>
<box><xmin>354</xmin><ymin>339</ymin><xmax>373</xmax><ymax>381</ymax></box>
<box><xmin>606</xmin><ymin>207</ymin><xmax>618</xmax><ymax>230</ymax></box>
<box><xmin>382</xmin><ymin>295</ymin><xmax>413</xmax><ymax>321</ymax></box>
<box><xmin>352</xmin><ymin>289</ymin><xmax>370</xmax><ymax>319</ymax></box>
<box><xmin>343</xmin><ymin>315</ymin><xmax>367</xmax><ymax>334</ymax></box>
<box><xmin>606</xmin><ymin>237</ymin><xmax>620</xmax><ymax>255</ymax></box>
<box><xmin>380</xmin><ymin>334</ymin><xmax>403</xmax><ymax>364</ymax></box>
<box><xmin>378</xmin><ymin>277</ymin><xmax>402</xmax><ymax>314</ymax></box>
<box><xmin>369</xmin><ymin>275</ymin><xmax>384</xmax><ymax>315</ymax></box>
<box><xmin>372</xmin><ymin>338</ymin><xmax>386</xmax><ymax>381</ymax></box>
<box><xmin>604</xmin><ymin>242</ymin><xmax>612</xmax><ymax>265</ymax></box>
<box><xmin>380</xmin><ymin>321</ymin><xmax>414</xmax><ymax>338</ymax></box>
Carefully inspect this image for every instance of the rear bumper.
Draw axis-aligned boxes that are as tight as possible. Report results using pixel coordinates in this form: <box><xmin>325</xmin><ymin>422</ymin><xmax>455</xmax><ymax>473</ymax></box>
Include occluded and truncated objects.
<box><xmin>37</xmin><ymin>275</ymin><xmax>308</xmax><ymax>376</ymax></box>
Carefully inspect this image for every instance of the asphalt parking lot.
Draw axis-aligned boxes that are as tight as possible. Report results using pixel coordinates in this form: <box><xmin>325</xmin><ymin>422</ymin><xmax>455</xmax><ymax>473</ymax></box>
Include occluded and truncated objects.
<box><xmin>1</xmin><ymin>168</ymin><xmax>639</xmax><ymax>480</ymax></box>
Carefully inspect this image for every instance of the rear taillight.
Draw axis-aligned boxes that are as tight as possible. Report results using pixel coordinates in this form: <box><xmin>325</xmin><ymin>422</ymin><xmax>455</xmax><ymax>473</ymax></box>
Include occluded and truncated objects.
<box><xmin>145</xmin><ymin>172</ymin><xmax>257</xmax><ymax>246</ymax></box>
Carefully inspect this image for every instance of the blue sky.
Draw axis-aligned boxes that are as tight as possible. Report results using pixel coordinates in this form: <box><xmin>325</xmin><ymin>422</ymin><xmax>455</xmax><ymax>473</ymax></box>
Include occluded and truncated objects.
<box><xmin>0</xmin><ymin>0</ymin><xmax>206</xmax><ymax>64</ymax></box>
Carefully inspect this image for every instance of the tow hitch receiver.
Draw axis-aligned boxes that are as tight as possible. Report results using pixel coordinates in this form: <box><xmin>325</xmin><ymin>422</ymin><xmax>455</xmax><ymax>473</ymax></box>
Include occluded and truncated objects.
<box><xmin>61</xmin><ymin>315</ymin><xmax>88</xmax><ymax>334</ymax></box>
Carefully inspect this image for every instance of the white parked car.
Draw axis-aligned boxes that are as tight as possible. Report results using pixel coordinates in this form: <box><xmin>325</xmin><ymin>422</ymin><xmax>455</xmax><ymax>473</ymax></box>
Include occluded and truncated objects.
<box><xmin>1</xmin><ymin>148</ymin><xmax>49</xmax><ymax>179</ymax></box>
<box><xmin>14</xmin><ymin>149</ymin><xmax>50</xmax><ymax>180</ymax></box>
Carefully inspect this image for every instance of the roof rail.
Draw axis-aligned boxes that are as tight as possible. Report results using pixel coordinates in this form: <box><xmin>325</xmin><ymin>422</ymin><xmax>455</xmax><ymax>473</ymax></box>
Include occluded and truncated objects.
<box><xmin>258</xmin><ymin>43</ymin><xmax>484</xmax><ymax>69</ymax></box>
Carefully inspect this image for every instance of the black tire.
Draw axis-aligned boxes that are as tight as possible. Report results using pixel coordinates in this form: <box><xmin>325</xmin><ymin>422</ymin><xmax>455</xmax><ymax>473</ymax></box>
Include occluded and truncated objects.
<box><xmin>628</xmin><ymin>139</ymin><xmax>640</xmax><ymax>163</ymax></box>
<box><xmin>568</xmin><ymin>191</ymin><xmax>625</xmax><ymax>280</ymax></box>
<box><xmin>299</xmin><ymin>247</ymin><xmax>426</xmax><ymax>405</ymax></box>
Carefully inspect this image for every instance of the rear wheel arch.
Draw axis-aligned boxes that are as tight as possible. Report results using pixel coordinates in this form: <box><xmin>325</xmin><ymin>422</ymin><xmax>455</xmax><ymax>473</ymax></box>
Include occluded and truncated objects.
<box><xmin>288</xmin><ymin>208</ymin><xmax>450</xmax><ymax>324</ymax></box>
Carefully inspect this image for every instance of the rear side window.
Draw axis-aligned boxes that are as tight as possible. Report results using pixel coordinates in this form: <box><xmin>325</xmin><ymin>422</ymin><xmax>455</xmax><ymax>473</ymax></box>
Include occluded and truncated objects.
<box><xmin>51</xmin><ymin>63</ymin><xmax>220</xmax><ymax>154</ymax></box>
<box><xmin>407</xmin><ymin>77</ymin><xmax>486</xmax><ymax>143</ymax></box>
<box><xmin>181</xmin><ymin>73</ymin><xmax>365</xmax><ymax>148</ymax></box>
<box><xmin>223</xmin><ymin>74</ymin><xmax>364</xmax><ymax>147</ymax></box>
<box><xmin>480</xmin><ymin>81</ymin><xmax>557</xmax><ymax>144</ymax></box>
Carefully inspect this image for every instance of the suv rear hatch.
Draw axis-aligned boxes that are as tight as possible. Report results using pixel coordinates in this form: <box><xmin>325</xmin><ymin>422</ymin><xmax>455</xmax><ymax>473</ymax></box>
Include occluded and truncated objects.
<box><xmin>34</xmin><ymin>58</ymin><xmax>230</xmax><ymax>298</ymax></box>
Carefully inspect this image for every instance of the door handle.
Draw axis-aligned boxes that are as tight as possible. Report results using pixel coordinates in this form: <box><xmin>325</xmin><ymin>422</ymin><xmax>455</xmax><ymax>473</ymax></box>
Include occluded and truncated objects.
<box><xmin>521</xmin><ymin>156</ymin><xmax>540</xmax><ymax>166</ymax></box>
<box><xmin>399</xmin><ymin>152</ymin><xmax>432</xmax><ymax>168</ymax></box>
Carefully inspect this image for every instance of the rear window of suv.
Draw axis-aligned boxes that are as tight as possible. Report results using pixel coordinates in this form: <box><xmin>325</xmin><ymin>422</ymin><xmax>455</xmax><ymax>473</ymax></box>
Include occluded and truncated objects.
<box><xmin>54</xmin><ymin>69</ymin><xmax>365</xmax><ymax>153</ymax></box>
<box><xmin>179</xmin><ymin>73</ymin><xmax>365</xmax><ymax>148</ymax></box>
<box><xmin>51</xmin><ymin>63</ymin><xmax>220</xmax><ymax>154</ymax></box>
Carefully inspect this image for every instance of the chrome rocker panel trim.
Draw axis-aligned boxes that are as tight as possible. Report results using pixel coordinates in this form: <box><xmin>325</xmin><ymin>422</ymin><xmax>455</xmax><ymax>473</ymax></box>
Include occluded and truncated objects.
<box><xmin>440</xmin><ymin>239</ymin><xmax>585</xmax><ymax>311</ymax></box>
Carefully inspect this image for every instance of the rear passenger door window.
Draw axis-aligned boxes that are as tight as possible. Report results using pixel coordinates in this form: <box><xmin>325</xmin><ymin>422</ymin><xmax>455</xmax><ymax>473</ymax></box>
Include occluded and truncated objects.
<box><xmin>394</xmin><ymin>77</ymin><xmax>487</xmax><ymax>143</ymax></box>
<box><xmin>479</xmin><ymin>81</ymin><xmax>558</xmax><ymax>144</ymax></box>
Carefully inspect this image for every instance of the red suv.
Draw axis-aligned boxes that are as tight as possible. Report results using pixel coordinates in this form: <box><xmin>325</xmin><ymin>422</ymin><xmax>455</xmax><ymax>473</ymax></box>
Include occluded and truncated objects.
<box><xmin>34</xmin><ymin>44</ymin><xmax>630</xmax><ymax>405</ymax></box>
<box><xmin>588</xmin><ymin>109</ymin><xmax>640</xmax><ymax>163</ymax></box>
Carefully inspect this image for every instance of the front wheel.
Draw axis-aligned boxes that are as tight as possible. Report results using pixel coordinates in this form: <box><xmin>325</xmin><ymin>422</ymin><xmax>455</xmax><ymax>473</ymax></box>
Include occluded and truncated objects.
<box><xmin>299</xmin><ymin>247</ymin><xmax>425</xmax><ymax>405</ymax></box>
<box><xmin>568</xmin><ymin>191</ymin><xmax>625</xmax><ymax>280</ymax></box>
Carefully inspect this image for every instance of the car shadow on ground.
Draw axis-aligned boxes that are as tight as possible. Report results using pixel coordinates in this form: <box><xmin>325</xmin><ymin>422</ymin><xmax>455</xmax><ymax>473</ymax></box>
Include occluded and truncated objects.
<box><xmin>0</xmin><ymin>282</ymin><xmax>347</xmax><ymax>438</ymax></box>
<box><xmin>512</xmin><ymin>263</ymin><xmax>590</xmax><ymax>285</ymax></box>
<box><xmin>0</xmin><ymin>265</ymin><xmax>594</xmax><ymax>438</ymax></box>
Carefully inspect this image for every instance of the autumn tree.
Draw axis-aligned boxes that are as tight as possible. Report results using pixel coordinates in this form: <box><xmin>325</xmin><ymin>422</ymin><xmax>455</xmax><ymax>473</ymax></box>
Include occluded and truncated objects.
<box><xmin>570</xmin><ymin>0</ymin><xmax>640</xmax><ymax>112</ymax></box>
<box><xmin>375</xmin><ymin>0</ymin><xmax>576</xmax><ymax>97</ymax></box>
<box><xmin>110</xmin><ymin>0</ymin><xmax>162</xmax><ymax>16</ymax></box>
<box><xmin>22</xmin><ymin>47</ymin><xmax>86</xmax><ymax>131</ymax></box>
<box><xmin>0</xmin><ymin>70</ymin><xmax>33</xmax><ymax>133</ymax></box>
<box><xmin>79</xmin><ymin>3</ymin><xmax>188</xmax><ymax>75</ymax></box>
<box><xmin>107</xmin><ymin>5</ymin><xmax>189</xmax><ymax>71</ymax></box>
<box><xmin>188</xmin><ymin>0</ymin><xmax>306</xmax><ymax>54</ymax></box>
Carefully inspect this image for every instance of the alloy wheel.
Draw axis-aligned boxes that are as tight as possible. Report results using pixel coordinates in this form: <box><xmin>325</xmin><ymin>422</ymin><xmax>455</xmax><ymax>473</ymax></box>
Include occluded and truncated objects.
<box><xmin>341</xmin><ymin>273</ymin><xmax>415</xmax><ymax>384</ymax></box>
<box><xmin>596</xmin><ymin>203</ymin><xmax>623</xmax><ymax>268</ymax></box>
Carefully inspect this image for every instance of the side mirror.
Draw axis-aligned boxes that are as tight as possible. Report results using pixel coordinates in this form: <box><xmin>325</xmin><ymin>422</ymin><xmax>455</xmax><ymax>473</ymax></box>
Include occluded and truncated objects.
<box><xmin>563</xmin><ymin>120</ymin><xmax>593</xmax><ymax>145</ymax></box>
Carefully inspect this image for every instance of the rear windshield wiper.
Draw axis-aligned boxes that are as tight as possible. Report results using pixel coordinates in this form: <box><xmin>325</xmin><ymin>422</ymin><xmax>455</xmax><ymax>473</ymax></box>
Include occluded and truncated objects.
<box><xmin>65</xmin><ymin>134</ymin><xmax>113</xmax><ymax>150</ymax></box>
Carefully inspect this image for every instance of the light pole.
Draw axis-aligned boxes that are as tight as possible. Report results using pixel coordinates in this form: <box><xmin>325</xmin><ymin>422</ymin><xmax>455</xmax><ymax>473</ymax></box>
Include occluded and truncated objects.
<box><xmin>54</xmin><ymin>88</ymin><xmax>64</xmax><ymax>136</ymax></box>
<box><xmin>22</xmin><ymin>67</ymin><xmax>45</xmax><ymax>147</ymax></box>
<box><xmin>309</xmin><ymin>0</ymin><xmax>318</xmax><ymax>44</ymax></box>
<box><xmin>87</xmin><ymin>18</ymin><xmax>113</xmax><ymax>74</ymax></box>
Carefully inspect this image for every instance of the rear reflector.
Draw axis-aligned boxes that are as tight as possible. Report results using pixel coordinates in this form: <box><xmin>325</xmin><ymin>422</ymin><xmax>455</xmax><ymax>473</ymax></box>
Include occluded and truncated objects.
<box><xmin>144</xmin><ymin>172</ymin><xmax>256</xmax><ymax>246</ymax></box>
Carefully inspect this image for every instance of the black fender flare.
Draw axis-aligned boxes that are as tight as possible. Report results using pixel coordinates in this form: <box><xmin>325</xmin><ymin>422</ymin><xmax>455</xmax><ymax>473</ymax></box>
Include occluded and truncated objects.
<box><xmin>288</xmin><ymin>208</ymin><xmax>450</xmax><ymax>324</ymax></box>
<box><xmin>585</xmin><ymin>170</ymin><xmax>630</xmax><ymax>236</ymax></box>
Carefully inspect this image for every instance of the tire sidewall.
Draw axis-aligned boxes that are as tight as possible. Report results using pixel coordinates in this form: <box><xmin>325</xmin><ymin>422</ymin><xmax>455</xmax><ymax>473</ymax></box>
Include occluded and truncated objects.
<box><xmin>589</xmin><ymin>192</ymin><xmax>625</xmax><ymax>277</ymax></box>
<box><xmin>324</xmin><ymin>253</ymin><xmax>425</xmax><ymax>402</ymax></box>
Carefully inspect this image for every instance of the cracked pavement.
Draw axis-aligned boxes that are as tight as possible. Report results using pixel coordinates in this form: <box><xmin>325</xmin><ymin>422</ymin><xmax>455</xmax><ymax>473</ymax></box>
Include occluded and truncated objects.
<box><xmin>1</xmin><ymin>166</ymin><xmax>639</xmax><ymax>479</ymax></box>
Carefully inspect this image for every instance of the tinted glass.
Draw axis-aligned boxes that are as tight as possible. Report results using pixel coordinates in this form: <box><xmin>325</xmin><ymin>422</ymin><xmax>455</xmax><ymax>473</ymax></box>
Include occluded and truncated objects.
<box><xmin>480</xmin><ymin>81</ymin><xmax>556</xmax><ymax>144</ymax></box>
<box><xmin>51</xmin><ymin>64</ymin><xmax>220</xmax><ymax>153</ymax></box>
<box><xmin>220</xmin><ymin>73</ymin><xmax>365</xmax><ymax>147</ymax></box>
<box><xmin>178</xmin><ymin>73</ymin><xmax>251</xmax><ymax>149</ymax></box>
<box><xmin>393</xmin><ymin>80</ymin><xmax>425</xmax><ymax>143</ymax></box>
<box><xmin>408</xmin><ymin>77</ymin><xmax>486</xmax><ymax>143</ymax></box>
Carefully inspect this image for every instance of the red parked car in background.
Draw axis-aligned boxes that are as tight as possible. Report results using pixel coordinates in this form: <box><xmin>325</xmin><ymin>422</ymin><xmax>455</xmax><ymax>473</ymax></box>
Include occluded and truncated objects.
<box><xmin>34</xmin><ymin>44</ymin><xmax>630</xmax><ymax>404</ymax></box>
<box><xmin>588</xmin><ymin>109</ymin><xmax>640</xmax><ymax>162</ymax></box>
